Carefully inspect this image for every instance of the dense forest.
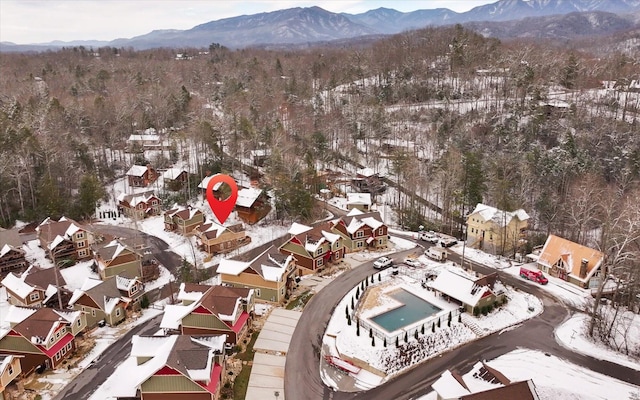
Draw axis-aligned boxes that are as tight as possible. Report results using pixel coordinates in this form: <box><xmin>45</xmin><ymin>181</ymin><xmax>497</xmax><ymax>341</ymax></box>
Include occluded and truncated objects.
<box><xmin>1</xmin><ymin>24</ymin><xmax>639</xmax><ymax>291</ymax></box>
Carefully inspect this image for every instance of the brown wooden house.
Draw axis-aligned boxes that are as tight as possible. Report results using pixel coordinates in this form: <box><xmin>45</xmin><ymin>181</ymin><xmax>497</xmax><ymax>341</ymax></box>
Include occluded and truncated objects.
<box><xmin>117</xmin><ymin>191</ymin><xmax>162</xmax><ymax>220</ymax></box>
<box><xmin>235</xmin><ymin>187</ymin><xmax>271</xmax><ymax>225</ymax></box>
<box><xmin>193</xmin><ymin>221</ymin><xmax>250</xmax><ymax>256</ymax></box>
<box><xmin>0</xmin><ymin>307</ymin><xmax>86</xmax><ymax>376</ymax></box>
<box><xmin>126</xmin><ymin>164</ymin><xmax>158</xmax><ymax>188</ymax></box>
<box><xmin>162</xmin><ymin>167</ymin><xmax>189</xmax><ymax>191</ymax></box>
<box><xmin>36</xmin><ymin>217</ymin><xmax>93</xmax><ymax>264</ymax></box>
<box><xmin>279</xmin><ymin>222</ymin><xmax>344</xmax><ymax>275</ymax></box>
<box><xmin>330</xmin><ymin>209</ymin><xmax>388</xmax><ymax>252</ymax></box>
<box><xmin>0</xmin><ymin>244</ymin><xmax>27</xmax><ymax>278</ymax></box>
<box><xmin>0</xmin><ymin>355</ymin><xmax>22</xmax><ymax>398</ymax></box>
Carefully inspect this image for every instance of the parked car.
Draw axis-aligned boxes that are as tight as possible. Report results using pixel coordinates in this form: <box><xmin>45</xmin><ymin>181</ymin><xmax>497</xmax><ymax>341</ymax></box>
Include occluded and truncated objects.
<box><xmin>419</xmin><ymin>231</ymin><xmax>439</xmax><ymax>244</ymax></box>
<box><xmin>403</xmin><ymin>258</ymin><xmax>422</xmax><ymax>268</ymax></box>
<box><xmin>373</xmin><ymin>256</ymin><xmax>393</xmax><ymax>269</ymax></box>
<box><xmin>425</xmin><ymin>247</ymin><xmax>447</xmax><ymax>261</ymax></box>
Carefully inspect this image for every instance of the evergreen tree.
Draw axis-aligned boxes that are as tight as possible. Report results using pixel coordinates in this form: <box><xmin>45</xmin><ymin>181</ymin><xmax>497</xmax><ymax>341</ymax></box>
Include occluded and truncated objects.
<box><xmin>369</xmin><ymin>327</ymin><xmax>373</xmax><ymax>338</ymax></box>
<box><xmin>421</xmin><ymin>325</ymin><xmax>425</xmax><ymax>335</ymax></box>
<box><xmin>414</xmin><ymin>330</ymin><xmax>419</xmax><ymax>339</ymax></box>
<box><xmin>378</xmin><ymin>274</ymin><xmax>381</xmax><ymax>282</ymax></box>
<box><xmin>432</xmin><ymin>322</ymin><xmax>435</xmax><ymax>332</ymax></box>
<box><xmin>75</xmin><ymin>174</ymin><xmax>105</xmax><ymax>220</ymax></box>
<box><xmin>356</xmin><ymin>322</ymin><xmax>360</xmax><ymax>336</ymax></box>
<box><xmin>371</xmin><ymin>336</ymin><xmax>375</xmax><ymax>347</ymax></box>
<box><xmin>437</xmin><ymin>319</ymin><xmax>441</xmax><ymax>328</ymax></box>
<box><xmin>351</xmin><ymin>296</ymin><xmax>355</xmax><ymax>310</ymax></box>
<box><xmin>383</xmin><ymin>338</ymin><xmax>387</xmax><ymax>347</ymax></box>
<box><xmin>347</xmin><ymin>314</ymin><xmax>351</xmax><ymax>326</ymax></box>
<box><xmin>396</xmin><ymin>337</ymin><xmax>399</xmax><ymax>347</ymax></box>
<box><xmin>404</xmin><ymin>332</ymin><xmax>408</xmax><ymax>343</ymax></box>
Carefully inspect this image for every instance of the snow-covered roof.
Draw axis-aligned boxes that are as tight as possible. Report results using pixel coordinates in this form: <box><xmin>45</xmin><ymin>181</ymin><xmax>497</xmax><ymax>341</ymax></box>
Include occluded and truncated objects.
<box><xmin>162</xmin><ymin>168</ymin><xmax>187</xmax><ymax>180</ymax></box>
<box><xmin>346</xmin><ymin>218</ymin><xmax>366</xmax><ymax>234</ymax></box>
<box><xmin>431</xmin><ymin>370</ymin><xmax>471</xmax><ymax>399</ymax></box>
<box><xmin>289</xmin><ymin>222</ymin><xmax>312</xmax><ymax>235</ymax></box>
<box><xmin>197</xmin><ymin>174</ymin><xmax>224</xmax><ymax>190</ymax></box>
<box><xmin>236</xmin><ymin>187</ymin><xmax>263</xmax><ymax>208</ymax></box>
<box><xmin>118</xmin><ymin>192</ymin><xmax>157</xmax><ymax>207</ymax></box>
<box><xmin>361</xmin><ymin>216</ymin><xmax>383</xmax><ymax>231</ymax></box>
<box><xmin>116</xmin><ymin>276</ymin><xmax>137</xmax><ymax>292</ymax></box>
<box><xmin>469</xmin><ymin>203</ymin><xmax>529</xmax><ymax>227</ymax></box>
<box><xmin>177</xmin><ymin>282</ymin><xmax>207</xmax><ymax>302</ymax></box>
<box><xmin>4</xmin><ymin>305</ymin><xmax>37</xmax><ymax>325</ymax></box>
<box><xmin>43</xmin><ymin>284</ymin><xmax>58</xmax><ymax>304</ymax></box>
<box><xmin>429</xmin><ymin>270</ymin><xmax>491</xmax><ymax>307</ymax></box>
<box><xmin>126</xmin><ymin>165</ymin><xmax>148</xmax><ymax>177</ymax></box>
<box><xmin>128</xmin><ymin>134</ymin><xmax>161</xmax><ymax>142</ymax></box>
<box><xmin>0</xmin><ymin>244</ymin><xmax>14</xmax><ymax>258</ymax></box>
<box><xmin>322</xmin><ymin>231</ymin><xmax>341</xmax><ymax>243</ymax></box>
<box><xmin>68</xmin><ymin>277</ymin><xmax>106</xmax><ymax>306</ymax></box>
<box><xmin>1</xmin><ymin>273</ymin><xmax>35</xmax><ymax>299</ymax></box>
<box><xmin>216</xmin><ymin>259</ymin><xmax>250</xmax><ymax>276</ymax></box>
<box><xmin>347</xmin><ymin>192</ymin><xmax>371</xmax><ymax>206</ymax></box>
<box><xmin>356</xmin><ymin>167</ymin><xmax>376</xmax><ymax>177</ymax></box>
<box><xmin>104</xmin><ymin>297</ymin><xmax>121</xmax><ymax>314</ymax></box>
<box><xmin>346</xmin><ymin>208</ymin><xmax>364</xmax><ymax>216</ymax></box>
<box><xmin>537</xmin><ymin>235</ymin><xmax>604</xmax><ymax>283</ymax></box>
<box><xmin>48</xmin><ymin>235</ymin><xmax>66</xmax><ymax>250</ymax></box>
<box><xmin>160</xmin><ymin>303</ymin><xmax>197</xmax><ymax>330</ymax></box>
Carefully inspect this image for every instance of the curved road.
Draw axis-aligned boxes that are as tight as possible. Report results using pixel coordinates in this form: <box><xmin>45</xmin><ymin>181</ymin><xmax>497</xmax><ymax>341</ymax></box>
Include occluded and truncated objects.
<box><xmin>285</xmin><ymin>244</ymin><xmax>640</xmax><ymax>400</ymax></box>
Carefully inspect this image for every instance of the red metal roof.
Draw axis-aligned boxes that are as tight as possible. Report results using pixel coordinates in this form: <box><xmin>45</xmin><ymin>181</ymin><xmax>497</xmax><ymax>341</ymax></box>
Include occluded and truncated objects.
<box><xmin>36</xmin><ymin>333</ymin><xmax>74</xmax><ymax>358</ymax></box>
<box><xmin>226</xmin><ymin>311</ymin><xmax>249</xmax><ymax>334</ymax></box>
<box><xmin>198</xmin><ymin>362</ymin><xmax>222</xmax><ymax>394</ymax></box>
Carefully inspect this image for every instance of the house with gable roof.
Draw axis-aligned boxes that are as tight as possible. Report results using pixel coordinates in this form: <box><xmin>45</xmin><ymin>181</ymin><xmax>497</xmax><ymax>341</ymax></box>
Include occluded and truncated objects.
<box><xmin>1</xmin><ymin>265</ymin><xmax>69</xmax><ymax>308</ymax></box>
<box><xmin>36</xmin><ymin>217</ymin><xmax>93</xmax><ymax>264</ymax></box>
<box><xmin>117</xmin><ymin>191</ymin><xmax>162</xmax><ymax>220</ymax></box>
<box><xmin>161</xmin><ymin>284</ymin><xmax>253</xmax><ymax>345</ymax></box>
<box><xmin>429</xmin><ymin>270</ymin><xmax>504</xmax><ymax>314</ymax></box>
<box><xmin>279</xmin><ymin>221</ymin><xmax>344</xmax><ymax>274</ymax></box>
<box><xmin>162</xmin><ymin>167</ymin><xmax>189</xmax><ymax>190</ymax></box>
<box><xmin>330</xmin><ymin>209</ymin><xmax>388</xmax><ymax>252</ymax></box>
<box><xmin>217</xmin><ymin>246</ymin><xmax>297</xmax><ymax>303</ymax></box>
<box><xmin>235</xmin><ymin>187</ymin><xmax>271</xmax><ymax>225</ymax></box>
<box><xmin>536</xmin><ymin>234</ymin><xmax>604</xmax><ymax>289</ymax></box>
<box><xmin>164</xmin><ymin>205</ymin><xmax>205</xmax><ymax>235</ymax></box>
<box><xmin>0</xmin><ymin>244</ymin><xmax>27</xmax><ymax>278</ymax></box>
<box><xmin>126</xmin><ymin>164</ymin><xmax>158</xmax><ymax>188</ymax></box>
<box><xmin>432</xmin><ymin>361</ymin><xmax>540</xmax><ymax>400</ymax></box>
<box><xmin>346</xmin><ymin>193</ymin><xmax>372</xmax><ymax>212</ymax></box>
<box><xmin>193</xmin><ymin>220</ymin><xmax>250</xmax><ymax>256</ymax></box>
<box><xmin>116</xmin><ymin>334</ymin><xmax>226</xmax><ymax>400</ymax></box>
<box><xmin>0</xmin><ymin>307</ymin><xmax>86</xmax><ymax>376</ymax></box>
<box><xmin>0</xmin><ymin>354</ymin><xmax>22</xmax><ymax>398</ymax></box>
<box><xmin>93</xmin><ymin>238</ymin><xmax>143</xmax><ymax>280</ymax></box>
<box><xmin>466</xmin><ymin>203</ymin><xmax>529</xmax><ymax>255</ymax></box>
<box><xmin>68</xmin><ymin>275</ymin><xmax>143</xmax><ymax>327</ymax></box>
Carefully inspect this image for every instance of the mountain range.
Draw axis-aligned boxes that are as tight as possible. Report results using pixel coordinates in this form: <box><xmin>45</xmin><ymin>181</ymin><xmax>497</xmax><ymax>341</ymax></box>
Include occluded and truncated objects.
<box><xmin>2</xmin><ymin>0</ymin><xmax>640</xmax><ymax>51</ymax></box>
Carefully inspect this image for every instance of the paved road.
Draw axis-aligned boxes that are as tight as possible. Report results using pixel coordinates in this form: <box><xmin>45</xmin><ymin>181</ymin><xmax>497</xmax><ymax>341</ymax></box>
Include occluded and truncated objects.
<box><xmin>285</xmin><ymin>243</ymin><xmax>640</xmax><ymax>400</ymax></box>
<box><xmin>52</xmin><ymin>314</ymin><xmax>163</xmax><ymax>400</ymax></box>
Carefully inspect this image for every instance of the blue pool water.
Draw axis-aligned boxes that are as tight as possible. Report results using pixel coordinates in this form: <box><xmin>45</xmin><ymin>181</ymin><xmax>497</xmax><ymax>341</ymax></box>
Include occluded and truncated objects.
<box><xmin>370</xmin><ymin>289</ymin><xmax>441</xmax><ymax>332</ymax></box>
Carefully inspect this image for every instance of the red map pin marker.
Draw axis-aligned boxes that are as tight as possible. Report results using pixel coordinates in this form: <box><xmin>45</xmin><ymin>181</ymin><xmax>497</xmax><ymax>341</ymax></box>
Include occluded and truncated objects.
<box><xmin>206</xmin><ymin>174</ymin><xmax>238</xmax><ymax>224</ymax></box>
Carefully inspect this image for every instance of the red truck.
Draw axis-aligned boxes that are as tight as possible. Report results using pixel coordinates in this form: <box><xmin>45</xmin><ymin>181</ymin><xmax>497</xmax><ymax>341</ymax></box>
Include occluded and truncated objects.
<box><xmin>520</xmin><ymin>266</ymin><xmax>548</xmax><ymax>285</ymax></box>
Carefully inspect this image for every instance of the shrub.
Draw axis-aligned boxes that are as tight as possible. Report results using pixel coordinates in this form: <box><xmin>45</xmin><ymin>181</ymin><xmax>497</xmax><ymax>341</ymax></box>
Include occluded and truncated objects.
<box><xmin>396</xmin><ymin>337</ymin><xmax>399</xmax><ymax>347</ymax></box>
<box><xmin>404</xmin><ymin>332</ymin><xmax>408</xmax><ymax>343</ymax></box>
<box><xmin>140</xmin><ymin>295</ymin><xmax>150</xmax><ymax>309</ymax></box>
<box><xmin>473</xmin><ymin>307</ymin><xmax>480</xmax><ymax>316</ymax></box>
<box><xmin>383</xmin><ymin>338</ymin><xmax>387</xmax><ymax>347</ymax></box>
<box><xmin>369</xmin><ymin>327</ymin><xmax>373</xmax><ymax>338</ymax></box>
<box><xmin>414</xmin><ymin>330</ymin><xmax>419</xmax><ymax>339</ymax></box>
<box><xmin>371</xmin><ymin>337</ymin><xmax>375</xmax><ymax>347</ymax></box>
<box><xmin>432</xmin><ymin>322</ymin><xmax>435</xmax><ymax>332</ymax></box>
<box><xmin>378</xmin><ymin>274</ymin><xmax>381</xmax><ymax>282</ymax></box>
<box><xmin>437</xmin><ymin>319</ymin><xmax>441</xmax><ymax>328</ymax></box>
<box><xmin>458</xmin><ymin>314</ymin><xmax>462</xmax><ymax>323</ymax></box>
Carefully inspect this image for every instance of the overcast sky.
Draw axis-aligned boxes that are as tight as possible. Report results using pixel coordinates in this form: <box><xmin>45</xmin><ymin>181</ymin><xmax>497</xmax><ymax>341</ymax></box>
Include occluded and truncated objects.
<box><xmin>0</xmin><ymin>0</ymin><xmax>496</xmax><ymax>44</ymax></box>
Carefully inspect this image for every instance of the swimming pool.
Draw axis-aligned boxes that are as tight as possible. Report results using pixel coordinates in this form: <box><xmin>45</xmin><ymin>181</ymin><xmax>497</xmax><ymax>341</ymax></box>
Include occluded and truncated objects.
<box><xmin>370</xmin><ymin>289</ymin><xmax>442</xmax><ymax>333</ymax></box>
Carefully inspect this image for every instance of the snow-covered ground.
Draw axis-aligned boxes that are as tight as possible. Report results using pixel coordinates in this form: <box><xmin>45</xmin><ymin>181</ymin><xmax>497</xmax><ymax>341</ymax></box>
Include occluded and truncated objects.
<box><xmin>418</xmin><ymin>348</ymin><xmax>640</xmax><ymax>400</ymax></box>
<box><xmin>322</xmin><ymin>261</ymin><xmax>544</xmax><ymax>388</ymax></box>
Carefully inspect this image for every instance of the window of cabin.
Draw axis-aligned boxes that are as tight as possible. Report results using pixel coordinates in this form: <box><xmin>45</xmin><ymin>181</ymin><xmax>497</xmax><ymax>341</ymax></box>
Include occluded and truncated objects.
<box><xmin>356</xmin><ymin>241</ymin><xmax>364</xmax><ymax>248</ymax></box>
<box><xmin>317</xmin><ymin>258</ymin><xmax>323</xmax><ymax>267</ymax></box>
<box><xmin>91</xmin><ymin>309</ymin><xmax>96</xmax><ymax>317</ymax></box>
<box><xmin>56</xmin><ymin>331</ymin><xmax>61</xmax><ymax>339</ymax></box>
<box><xmin>255</xmin><ymin>288</ymin><xmax>261</xmax><ymax>297</ymax></box>
<box><xmin>355</xmin><ymin>231</ymin><xmax>364</xmax><ymax>238</ymax></box>
<box><xmin>8</xmin><ymin>365</ymin><xmax>12</xmax><ymax>375</ymax></box>
<box><xmin>378</xmin><ymin>228</ymin><xmax>384</xmax><ymax>235</ymax></box>
<box><xmin>115</xmin><ymin>308</ymin><xmax>121</xmax><ymax>317</ymax></box>
<box><xmin>76</xmin><ymin>232</ymin><xmax>84</xmax><ymax>239</ymax></box>
<box><xmin>30</xmin><ymin>292</ymin><xmax>40</xmax><ymax>301</ymax></box>
<box><xmin>77</xmin><ymin>319</ymin><xmax>81</xmax><ymax>326</ymax></box>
